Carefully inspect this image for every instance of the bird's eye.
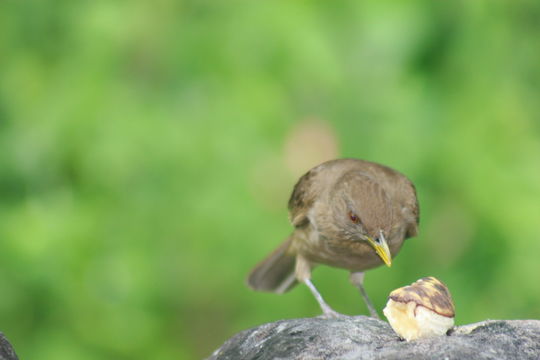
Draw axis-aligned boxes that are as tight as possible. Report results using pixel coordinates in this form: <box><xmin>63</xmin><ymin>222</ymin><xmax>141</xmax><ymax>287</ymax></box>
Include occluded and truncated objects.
<box><xmin>349</xmin><ymin>212</ymin><xmax>360</xmax><ymax>224</ymax></box>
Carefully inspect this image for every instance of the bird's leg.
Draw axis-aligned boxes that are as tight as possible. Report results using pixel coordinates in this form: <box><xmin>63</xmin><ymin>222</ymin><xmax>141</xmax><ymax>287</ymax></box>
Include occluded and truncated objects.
<box><xmin>350</xmin><ymin>271</ymin><xmax>380</xmax><ymax>318</ymax></box>
<box><xmin>303</xmin><ymin>278</ymin><xmax>342</xmax><ymax>318</ymax></box>
<box><xmin>296</xmin><ymin>255</ymin><xmax>342</xmax><ymax>318</ymax></box>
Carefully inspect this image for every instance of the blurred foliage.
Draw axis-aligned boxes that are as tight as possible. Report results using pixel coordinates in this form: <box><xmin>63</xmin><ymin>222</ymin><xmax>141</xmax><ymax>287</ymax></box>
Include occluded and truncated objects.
<box><xmin>1</xmin><ymin>0</ymin><xmax>540</xmax><ymax>359</ymax></box>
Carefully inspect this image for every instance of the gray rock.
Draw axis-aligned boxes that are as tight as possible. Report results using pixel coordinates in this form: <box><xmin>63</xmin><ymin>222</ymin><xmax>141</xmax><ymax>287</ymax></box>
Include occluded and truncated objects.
<box><xmin>208</xmin><ymin>316</ymin><xmax>540</xmax><ymax>360</ymax></box>
<box><xmin>0</xmin><ymin>333</ymin><xmax>18</xmax><ymax>360</ymax></box>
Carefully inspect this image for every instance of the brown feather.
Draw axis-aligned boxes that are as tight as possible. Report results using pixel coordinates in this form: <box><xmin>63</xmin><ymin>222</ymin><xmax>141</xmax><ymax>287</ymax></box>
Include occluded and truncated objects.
<box><xmin>246</xmin><ymin>238</ymin><xmax>297</xmax><ymax>294</ymax></box>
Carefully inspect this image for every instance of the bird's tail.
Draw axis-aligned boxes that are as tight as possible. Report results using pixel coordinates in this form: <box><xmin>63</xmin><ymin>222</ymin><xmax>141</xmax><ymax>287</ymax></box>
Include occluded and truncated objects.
<box><xmin>246</xmin><ymin>237</ymin><xmax>298</xmax><ymax>294</ymax></box>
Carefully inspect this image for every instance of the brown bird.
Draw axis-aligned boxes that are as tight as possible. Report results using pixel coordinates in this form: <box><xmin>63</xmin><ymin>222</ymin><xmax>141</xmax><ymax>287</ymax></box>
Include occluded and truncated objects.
<box><xmin>247</xmin><ymin>158</ymin><xmax>419</xmax><ymax>317</ymax></box>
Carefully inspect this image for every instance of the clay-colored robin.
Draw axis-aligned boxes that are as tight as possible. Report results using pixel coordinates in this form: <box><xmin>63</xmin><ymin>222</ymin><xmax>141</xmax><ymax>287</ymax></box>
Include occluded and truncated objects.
<box><xmin>247</xmin><ymin>158</ymin><xmax>419</xmax><ymax>317</ymax></box>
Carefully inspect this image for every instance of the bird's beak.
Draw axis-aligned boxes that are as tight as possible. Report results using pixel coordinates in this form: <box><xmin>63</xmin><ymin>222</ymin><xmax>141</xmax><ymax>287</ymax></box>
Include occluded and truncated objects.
<box><xmin>366</xmin><ymin>232</ymin><xmax>392</xmax><ymax>267</ymax></box>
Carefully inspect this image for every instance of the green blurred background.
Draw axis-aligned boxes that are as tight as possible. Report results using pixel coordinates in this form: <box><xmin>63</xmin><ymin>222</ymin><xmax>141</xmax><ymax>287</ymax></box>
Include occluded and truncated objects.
<box><xmin>1</xmin><ymin>0</ymin><xmax>540</xmax><ymax>359</ymax></box>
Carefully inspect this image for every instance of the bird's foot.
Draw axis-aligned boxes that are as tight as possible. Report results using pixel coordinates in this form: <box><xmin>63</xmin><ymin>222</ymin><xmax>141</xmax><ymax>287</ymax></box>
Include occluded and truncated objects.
<box><xmin>318</xmin><ymin>307</ymin><xmax>347</xmax><ymax>319</ymax></box>
<box><xmin>349</xmin><ymin>271</ymin><xmax>381</xmax><ymax>319</ymax></box>
<box><xmin>367</xmin><ymin>306</ymin><xmax>380</xmax><ymax>319</ymax></box>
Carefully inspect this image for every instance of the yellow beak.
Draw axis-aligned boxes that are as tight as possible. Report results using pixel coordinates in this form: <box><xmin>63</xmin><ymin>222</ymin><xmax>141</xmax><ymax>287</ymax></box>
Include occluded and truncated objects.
<box><xmin>367</xmin><ymin>233</ymin><xmax>392</xmax><ymax>267</ymax></box>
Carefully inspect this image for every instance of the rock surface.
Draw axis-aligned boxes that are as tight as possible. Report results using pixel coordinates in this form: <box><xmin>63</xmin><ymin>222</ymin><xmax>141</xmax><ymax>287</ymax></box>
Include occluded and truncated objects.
<box><xmin>208</xmin><ymin>316</ymin><xmax>540</xmax><ymax>360</ymax></box>
<box><xmin>0</xmin><ymin>333</ymin><xmax>18</xmax><ymax>360</ymax></box>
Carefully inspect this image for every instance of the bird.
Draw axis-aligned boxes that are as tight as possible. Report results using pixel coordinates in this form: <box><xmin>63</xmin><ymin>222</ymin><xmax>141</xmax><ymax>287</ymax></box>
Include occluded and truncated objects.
<box><xmin>247</xmin><ymin>158</ymin><xmax>419</xmax><ymax>317</ymax></box>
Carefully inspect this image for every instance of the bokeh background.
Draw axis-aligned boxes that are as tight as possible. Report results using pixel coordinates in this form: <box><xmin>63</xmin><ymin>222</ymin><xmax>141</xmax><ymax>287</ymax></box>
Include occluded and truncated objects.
<box><xmin>1</xmin><ymin>1</ymin><xmax>540</xmax><ymax>359</ymax></box>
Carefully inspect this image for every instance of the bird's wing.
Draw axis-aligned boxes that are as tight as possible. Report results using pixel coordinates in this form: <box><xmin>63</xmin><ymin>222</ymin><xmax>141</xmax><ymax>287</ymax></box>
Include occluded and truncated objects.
<box><xmin>288</xmin><ymin>166</ymin><xmax>322</xmax><ymax>227</ymax></box>
<box><xmin>403</xmin><ymin>180</ymin><xmax>419</xmax><ymax>238</ymax></box>
<box><xmin>382</xmin><ymin>172</ymin><xmax>420</xmax><ymax>238</ymax></box>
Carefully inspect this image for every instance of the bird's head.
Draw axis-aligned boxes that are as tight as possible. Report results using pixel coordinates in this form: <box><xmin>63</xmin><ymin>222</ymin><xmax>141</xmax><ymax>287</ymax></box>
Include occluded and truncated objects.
<box><xmin>331</xmin><ymin>171</ymin><xmax>395</xmax><ymax>267</ymax></box>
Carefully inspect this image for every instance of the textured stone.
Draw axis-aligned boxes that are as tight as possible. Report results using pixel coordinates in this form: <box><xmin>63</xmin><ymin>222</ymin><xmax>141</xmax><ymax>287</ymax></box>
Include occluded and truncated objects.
<box><xmin>0</xmin><ymin>333</ymin><xmax>18</xmax><ymax>360</ymax></box>
<box><xmin>208</xmin><ymin>316</ymin><xmax>540</xmax><ymax>360</ymax></box>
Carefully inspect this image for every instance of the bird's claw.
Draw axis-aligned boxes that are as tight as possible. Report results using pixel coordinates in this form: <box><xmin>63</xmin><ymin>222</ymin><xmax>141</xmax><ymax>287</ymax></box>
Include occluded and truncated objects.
<box><xmin>319</xmin><ymin>308</ymin><xmax>347</xmax><ymax>319</ymax></box>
